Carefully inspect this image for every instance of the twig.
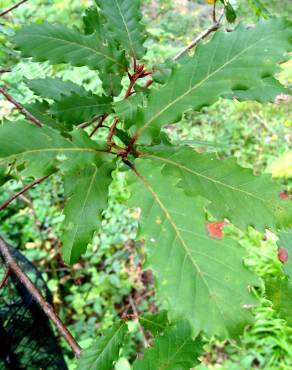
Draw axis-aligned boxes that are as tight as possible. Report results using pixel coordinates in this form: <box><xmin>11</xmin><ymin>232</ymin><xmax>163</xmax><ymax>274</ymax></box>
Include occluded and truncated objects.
<box><xmin>78</xmin><ymin>114</ymin><xmax>101</xmax><ymax>129</ymax></box>
<box><xmin>0</xmin><ymin>69</ymin><xmax>12</xmax><ymax>74</ymax></box>
<box><xmin>0</xmin><ymin>175</ymin><xmax>49</xmax><ymax>211</ymax></box>
<box><xmin>128</xmin><ymin>295</ymin><xmax>150</xmax><ymax>348</ymax></box>
<box><xmin>106</xmin><ymin>117</ymin><xmax>119</xmax><ymax>146</ymax></box>
<box><xmin>212</xmin><ymin>0</ymin><xmax>217</xmax><ymax>23</ymax></box>
<box><xmin>173</xmin><ymin>9</ymin><xmax>224</xmax><ymax>61</ymax></box>
<box><xmin>0</xmin><ymin>87</ymin><xmax>43</xmax><ymax>127</ymax></box>
<box><xmin>0</xmin><ymin>239</ymin><xmax>81</xmax><ymax>357</ymax></box>
<box><xmin>89</xmin><ymin>113</ymin><xmax>109</xmax><ymax>137</ymax></box>
<box><xmin>145</xmin><ymin>8</ymin><xmax>224</xmax><ymax>89</ymax></box>
<box><xmin>0</xmin><ymin>267</ymin><xmax>10</xmax><ymax>289</ymax></box>
<box><xmin>0</xmin><ymin>0</ymin><xmax>28</xmax><ymax>17</ymax></box>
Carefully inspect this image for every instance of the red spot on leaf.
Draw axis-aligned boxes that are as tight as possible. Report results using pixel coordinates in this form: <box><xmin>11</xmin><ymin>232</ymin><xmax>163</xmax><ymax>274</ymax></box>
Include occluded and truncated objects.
<box><xmin>279</xmin><ymin>191</ymin><xmax>290</xmax><ymax>201</ymax></box>
<box><xmin>278</xmin><ymin>247</ymin><xmax>289</xmax><ymax>263</ymax></box>
<box><xmin>206</xmin><ymin>221</ymin><xmax>225</xmax><ymax>239</ymax></box>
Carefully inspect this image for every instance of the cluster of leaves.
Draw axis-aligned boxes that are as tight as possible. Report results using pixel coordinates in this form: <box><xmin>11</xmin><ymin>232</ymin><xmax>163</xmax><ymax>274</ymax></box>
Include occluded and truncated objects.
<box><xmin>0</xmin><ymin>0</ymin><xmax>292</xmax><ymax>368</ymax></box>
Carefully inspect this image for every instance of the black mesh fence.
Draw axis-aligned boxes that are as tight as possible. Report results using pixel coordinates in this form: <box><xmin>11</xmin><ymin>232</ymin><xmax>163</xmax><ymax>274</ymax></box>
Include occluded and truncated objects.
<box><xmin>0</xmin><ymin>242</ymin><xmax>68</xmax><ymax>370</ymax></box>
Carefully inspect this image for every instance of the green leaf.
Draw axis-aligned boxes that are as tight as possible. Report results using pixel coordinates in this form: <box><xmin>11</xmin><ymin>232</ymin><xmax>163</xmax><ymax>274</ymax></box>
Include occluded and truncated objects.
<box><xmin>128</xmin><ymin>19</ymin><xmax>291</xmax><ymax>144</ymax></box>
<box><xmin>24</xmin><ymin>101</ymin><xmax>63</xmax><ymax>130</ymax></box>
<box><xmin>77</xmin><ymin>321</ymin><xmax>127</xmax><ymax>370</ymax></box>
<box><xmin>96</xmin><ymin>0</ymin><xmax>146</xmax><ymax>59</ymax></box>
<box><xmin>140</xmin><ymin>145</ymin><xmax>292</xmax><ymax>231</ymax></box>
<box><xmin>247</xmin><ymin>0</ymin><xmax>270</xmax><ymax>18</ymax></box>
<box><xmin>49</xmin><ymin>92</ymin><xmax>112</xmax><ymax>125</ymax></box>
<box><xmin>100</xmin><ymin>71</ymin><xmax>123</xmax><ymax>97</ymax></box>
<box><xmin>222</xmin><ymin>1</ymin><xmax>237</xmax><ymax>23</ymax></box>
<box><xmin>133</xmin><ymin>321</ymin><xmax>203</xmax><ymax>370</ymax></box>
<box><xmin>25</xmin><ymin>77</ymin><xmax>85</xmax><ymax>101</ymax></box>
<box><xmin>277</xmin><ymin>230</ymin><xmax>292</xmax><ymax>280</ymax></box>
<box><xmin>140</xmin><ymin>310</ymin><xmax>169</xmax><ymax>336</ymax></box>
<box><xmin>127</xmin><ymin>159</ymin><xmax>258</xmax><ymax>337</ymax></box>
<box><xmin>13</xmin><ymin>22</ymin><xmax>127</xmax><ymax>73</ymax></box>
<box><xmin>0</xmin><ymin>121</ymin><xmax>106</xmax><ymax>178</ymax></box>
<box><xmin>266</xmin><ymin>278</ymin><xmax>292</xmax><ymax>326</ymax></box>
<box><xmin>83</xmin><ymin>6</ymin><xmax>105</xmax><ymax>37</ymax></box>
<box><xmin>62</xmin><ymin>160</ymin><xmax>114</xmax><ymax>264</ymax></box>
<box><xmin>114</xmin><ymin>93</ymin><xmax>145</xmax><ymax>129</ymax></box>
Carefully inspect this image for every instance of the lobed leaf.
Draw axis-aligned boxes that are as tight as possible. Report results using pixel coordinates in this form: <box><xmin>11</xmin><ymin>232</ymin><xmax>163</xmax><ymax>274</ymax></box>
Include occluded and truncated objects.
<box><xmin>133</xmin><ymin>321</ymin><xmax>202</xmax><ymax>370</ymax></box>
<box><xmin>76</xmin><ymin>321</ymin><xmax>127</xmax><ymax>370</ymax></box>
<box><xmin>140</xmin><ymin>145</ymin><xmax>292</xmax><ymax>231</ymax></box>
<box><xmin>127</xmin><ymin>159</ymin><xmax>259</xmax><ymax>337</ymax></box>
<box><xmin>96</xmin><ymin>0</ymin><xmax>146</xmax><ymax>59</ymax></box>
<box><xmin>13</xmin><ymin>22</ymin><xmax>128</xmax><ymax>74</ymax></box>
<box><xmin>62</xmin><ymin>160</ymin><xmax>114</xmax><ymax>264</ymax></box>
<box><xmin>49</xmin><ymin>92</ymin><xmax>112</xmax><ymax>125</ymax></box>
<box><xmin>127</xmin><ymin>19</ymin><xmax>291</xmax><ymax>144</ymax></box>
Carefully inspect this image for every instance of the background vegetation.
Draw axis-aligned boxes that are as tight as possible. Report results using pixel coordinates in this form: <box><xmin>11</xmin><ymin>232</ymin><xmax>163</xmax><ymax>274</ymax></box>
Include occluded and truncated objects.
<box><xmin>0</xmin><ymin>0</ymin><xmax>291</xmax><ymax>369</ymax></box>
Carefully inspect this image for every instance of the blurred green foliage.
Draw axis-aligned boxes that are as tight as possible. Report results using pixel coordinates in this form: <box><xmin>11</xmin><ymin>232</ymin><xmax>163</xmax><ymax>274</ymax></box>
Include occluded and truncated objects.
<box><xmin>0</xmin><ymin>0</ymin><xmax>291</xmax><ymax>369</ymax></box>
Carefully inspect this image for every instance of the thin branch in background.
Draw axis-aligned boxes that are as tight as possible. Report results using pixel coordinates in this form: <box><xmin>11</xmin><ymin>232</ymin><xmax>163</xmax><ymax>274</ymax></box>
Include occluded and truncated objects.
<box><xmin>0</xmin><ymin>87</ymin><xmax>43</xmax><ymax>127</ymax></box>
<box><xmin>0</xmin><ymin>238</ymin><xmax>81</xmax><ymax>358</ymax></box>
<box><xmin>0</xmin><ymin>0</ymin><xmax>28</xmax><ymax>17</ymax></box>
<box><xmin>89</xmin><ymin>113</ymin><xmax>109</xmax><ymax>137</ymax></box>
<box><xmin>0</xmin><ymin>267</ymin><xmax>11</xmax><ymax>289</ymax></box>
<box><xmin>0</xmin><ymin>69</ymin><xmax>12</xmax><ymax>74</ymax></box>
<box><xmin>128</xmin><ymin>295</ymin><xmax>150</xmax><ymax>348</ymax></box>
<box><xmin>145</xmin><ymin>8</ymin><xmax>224</xmax><ymax>88</ymax></box>
<box><xmin>78</xmin><ymin>114</ymin><xmax>101</xmax><ymax>129</ymax></box>
<box><xmin>0</xmin><ymin>175</ymin><xmax>49</xmax><ymax>211</ymax></box>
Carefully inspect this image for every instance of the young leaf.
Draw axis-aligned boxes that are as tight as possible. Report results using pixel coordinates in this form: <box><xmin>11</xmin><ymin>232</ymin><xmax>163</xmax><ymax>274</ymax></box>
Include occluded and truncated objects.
<box><xmin>266</xmin><ymin>278</ymin><xmax>292</xmax><ymax>327</ymax></box>
<box><xmin>49</xmin><ymin>92</ymin><xmax>112</xmax><ymax>125</ymax></box>
<box><xmin>96</xmin><ymin>0</ymin><xmax>146</xmax><ymax>59</ymax></box>
<box><xmin>76</xmin><ymin>321</ymin><xmax>127</xmax><ymax>370</ymax></box>
<box><xmin>25</xmin><ymin>77</ymin><xmax>85</xmax><ymax>101</ymax></box>
<box><xmin>62</xmin><ymin>160</ymin><xmax>114</xmax><ymax>264</ymax></box>
<box><xmin>127</xmin><ymin>159</ymin><xmax>258</xmax><ymax>337</ymax></box>
<box><xmin>13</xmin><ymin>22</ymin><xmax>127</xmax><ymax>74</ymax></box>
<box><xmin>140</xmin><ymin>146</ymin><xmax>292</xmax><ymax>231</ymax></box>
<box><xmin>133</xmin><ymin>321</ymin><xmax>203</xmax><ymax>370</ymax></box>
<box><xmin>127</xmin><ymin>19</ymin><xmax>291</xmax><ymax>144</ymax></box>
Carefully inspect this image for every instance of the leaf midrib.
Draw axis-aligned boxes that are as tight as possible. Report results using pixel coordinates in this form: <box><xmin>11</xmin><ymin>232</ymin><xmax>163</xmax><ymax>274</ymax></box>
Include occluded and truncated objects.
<box><xmin>135</xmin><ymin>30</ymin><xmax>277</xmax><ymax>138</ymax></box>
<box><xmin>114</xmin><ymin>0</ymin><xmax>136</xmax><ymax>57</ymax></box>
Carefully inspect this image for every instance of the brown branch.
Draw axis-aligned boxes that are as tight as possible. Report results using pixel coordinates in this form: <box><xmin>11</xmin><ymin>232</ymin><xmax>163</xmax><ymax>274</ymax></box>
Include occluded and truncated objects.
<box><xmin>0</xmin><ymin>175</ymin><xmax>49</xmax><ymax>211</ymax></box>
<box><xmin>106</xmin><ymin>117</ymin><xmax>119</xmax><ymax>146</ymax></box>
<box><xmin>0</xmin><ymin>0</ymin><xmax>28</xmax><ymax>17</ymax></box>
<box><xmin>0</xmin><ymin>87</ymin><xmax>43</xmax><ymax>127</ymax></box>
<box><xmin>78</xmin><ymin>114</ymin><xmax>101</xmax><ymax>129</ymax></box>
<box><xmin>89</xmin><ymin>113</ymin><xmax>109</xmax><ymax>137</ymax></box>
<box><xmin>0</xmin><ymin>267</ymin><xmax>11</xmax><ymax>289</ymax></box>
<box><xmin>0</xmin><ymin>69</ymin><xmax>12</xmax><ymax>74</ymax></box>
<box><xmin>128</xmin><ymin>295</ymin><xmax>150</xmax><ymax>348</ymax></box>
<box><xmin>0</xmin><ymin>238</ymin><xmax>81</xmax><ymax>357</ymax></box>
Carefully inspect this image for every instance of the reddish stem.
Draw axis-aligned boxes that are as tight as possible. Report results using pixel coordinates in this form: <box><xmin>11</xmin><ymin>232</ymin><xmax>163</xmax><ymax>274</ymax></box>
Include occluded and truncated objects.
<box><xmin>0</xmin><ymin>0</ymin><xmax>28</xmax><ymax>17</ymax></box>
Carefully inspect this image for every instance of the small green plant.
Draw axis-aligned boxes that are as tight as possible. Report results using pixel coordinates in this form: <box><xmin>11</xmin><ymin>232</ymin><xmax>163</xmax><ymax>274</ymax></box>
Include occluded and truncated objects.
<box><xmin>0</xmin><ymin>0</ymin><xmax>291</xmax><ymax>368</ymax></box>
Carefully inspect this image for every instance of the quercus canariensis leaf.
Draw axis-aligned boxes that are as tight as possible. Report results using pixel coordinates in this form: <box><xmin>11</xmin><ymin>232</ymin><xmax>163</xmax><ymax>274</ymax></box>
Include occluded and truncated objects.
<box><xmin>24</xmin><ymin>101</ymin><xmax>65</xmax><ymax>131</ymax></box>
<box><xmin>0</xmin><ymin>121</ymin><xmax>106</xmax><ymax>178</ymax></box>
<box><xmin>62</xmin><ymin>160</ymin><xmax>114</xmax><ymax>264</ymax></box>
<box><xmin>133</xmin><ymin>321</ymin><xmax>203</xmax><ymax>370</ymax></box>
<box><xmin>96</xmin><ymin>0</ymin><xmax>146</xmax><ymax>59</ymax></box>
<box><xmin>25</xmin><ymin>77</ymin><xmax>85</xmax><ymax>101</ymax></box>
<box><xmin>77</xmin><ymin>321</ymin><xmax>127</xmax><ymax>370</ymax></box>
<box><xmin>13</xmin><ymin>22</ymin><xmax>128</xmax><ymax>74</ymax></box>
<box><xmin>49</xmin><ymin>92</ymin><xmax>113</xmax><ymax>125</ymax></box>
<box><xmin>127</xmin><ymin>19</ymin><xmax>291</xmax><ymax>144</ymax></box>
<box><xmin>140</xmin><ymin>146</ymin><xmax>292</xmax><ymax>232</ymax></box>
<box><xmin>127</xmin><ymin>159</ymin><xmax>259</xmax><ymax>337</ymax></box>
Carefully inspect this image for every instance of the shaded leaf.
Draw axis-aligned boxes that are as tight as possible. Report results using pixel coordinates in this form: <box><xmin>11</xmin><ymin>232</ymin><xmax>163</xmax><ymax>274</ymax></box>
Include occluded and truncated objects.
<box><xmin>140</xmin><ymin>310</ymin><xmax>169</xmax><ymax>336</ymax></box>
<box><xmin>133</xmin><ymin>321</ymin><xmax>203</xmax><ymax>370</ymax></box>
<box><xmin>49</xmin><ymin>92</ymin><xmax>112</xmax><ymax>125</ymax></box>
<box><xmin>127</xmin><ymin>159</ymin><xmax>258</xmax><ymax>337</ymax></box>
<box><xmin>77</xmin><ymin>321</ymin><xmax>127</xmax><ymax>370</ymax></box>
